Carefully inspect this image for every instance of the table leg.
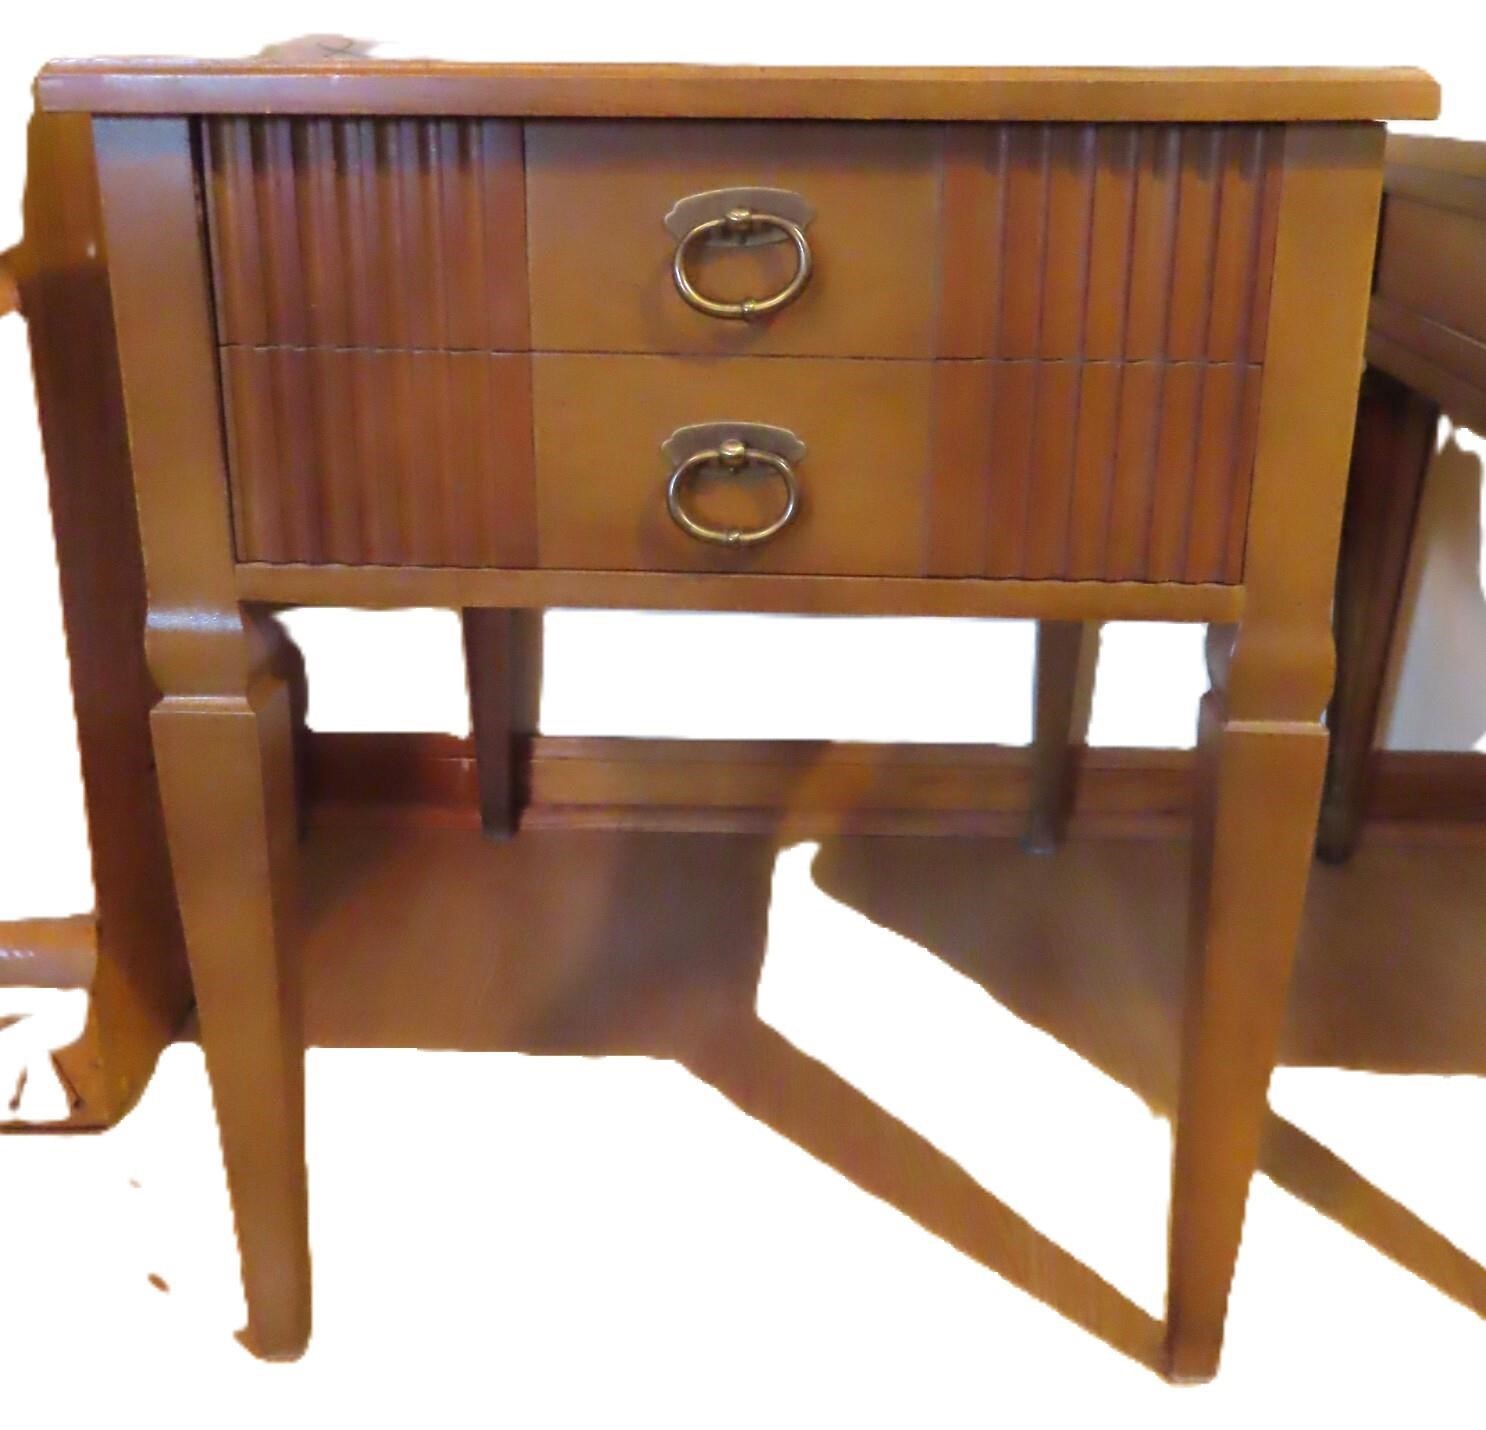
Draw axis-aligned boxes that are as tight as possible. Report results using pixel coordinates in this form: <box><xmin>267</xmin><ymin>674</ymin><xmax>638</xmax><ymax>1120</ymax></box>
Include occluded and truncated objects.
<box><xmin>1025</xmin><ymin>620</ymin><xmax>1096</xmax><ymax>852</ymax></box>
<box><xmin>1316</xmin><ymin>369</ymin><xmax>1439</xmax><ymax>863</ymax></box>
<box><xmin>151</xmin><ymin>610</ymin><xmax>310</xmax><ymax>1359</ymax></box>
<box><xmin>1162</xmin><ymin>124</ymin><xmax>1383</xmax><ymax>1378</ymax></box>
<box><xmin>92</xmin><ymin>114</ymin><xmax>316</xmax><ymax>1356</ymax></box>
<box><xmin>1164</xmin><ymin>626</ymin><xmax>1328</xmax><ymax>1380</ymax></box>
<box><xmin>461</xmin><ymin>608</ymin><xmax>544</xmax><ymax>837</ymax></box>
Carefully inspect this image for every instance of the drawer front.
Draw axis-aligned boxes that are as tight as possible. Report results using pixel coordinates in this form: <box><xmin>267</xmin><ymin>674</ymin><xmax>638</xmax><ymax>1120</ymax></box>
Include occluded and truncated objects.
<box><xmin>204</xmin><ymin>117</ymin><xmax>1278</xmax><ymax>582</ymax></box>
<box><xmin>204</xmin><ymin>116</ymin><xmax>1280</xmax><ymax>367</ymax></box>
<box><xmin>525</xmin><ymin>121</ymin><xmax>942</xmax><ymax>359</ymax></box>
<box><xmin>223</xmin><ymin>346</ymin><xmax>1263</xmax><ymax>581</ymax></box>
<box><xmin>533</xmin><ymin>356</ymin><xmax>934</xmax><ymax>574</ymax></box>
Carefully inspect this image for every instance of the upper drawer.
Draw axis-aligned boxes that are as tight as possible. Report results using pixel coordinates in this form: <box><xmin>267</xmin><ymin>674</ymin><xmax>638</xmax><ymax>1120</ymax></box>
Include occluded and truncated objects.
<box><xmin>525</xmin><ymin>121</ymin><xmax>942</xmax><ymax>359</ymax></box>
<box><xmin>202</xmin><ymin>117</ymin><xmax>1282</xmax><ymax>367</ymax></box>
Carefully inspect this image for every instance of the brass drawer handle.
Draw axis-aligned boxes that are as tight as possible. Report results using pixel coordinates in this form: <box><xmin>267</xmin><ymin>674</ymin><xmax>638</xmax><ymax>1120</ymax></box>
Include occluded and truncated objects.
<box><xmin>672</xmin><ymin>207</ymin><xmax>813</xmax><ymax>321</ymax></box>
<box><xmin>666</xmin><ymin>437</ymin><xmax>800</xmax><ymax>547</ymax></box>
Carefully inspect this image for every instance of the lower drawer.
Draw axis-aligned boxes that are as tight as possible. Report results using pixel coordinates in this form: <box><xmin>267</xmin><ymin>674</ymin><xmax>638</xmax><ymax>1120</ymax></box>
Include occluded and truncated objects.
<box><xmin>223</xmin><ymin>345</ymin><xmax>1258</xmax><ymax>583</ymax></box>
<box><xmin>532</xmin><ymin>355</ymin><xmax>934</xmax><ymax>576</ymax></box>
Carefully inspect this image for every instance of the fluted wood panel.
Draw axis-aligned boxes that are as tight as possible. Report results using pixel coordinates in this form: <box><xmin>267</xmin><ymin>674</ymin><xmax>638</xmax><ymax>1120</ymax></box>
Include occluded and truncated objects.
<box><xmin>929</xmin><ymin>360</ymin><xmax>1262</xmax><ymax>583</ymax></box>
<box><xmin>222</xmin><ymin>348</ymin><xmax>535</xmax><ymax>566</ymax></box>
<box><xmin>929</xmin><ymin>122</ymin><xmax>1276</xmax><ymax>583</ymax></box>
<box><xmin>204</xmin><ymin>116</ymin><xmax>528</xmax><ymax>350</ymax></box>
<box><xmin>937</xmin><ymin>124</ymin><xmax>1281</xmax><ymax>361</ymax></box>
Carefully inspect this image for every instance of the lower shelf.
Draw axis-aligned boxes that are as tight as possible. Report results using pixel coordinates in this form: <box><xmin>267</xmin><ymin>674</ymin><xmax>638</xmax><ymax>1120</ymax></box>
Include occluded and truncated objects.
<box><xmin>302</xmin><ymin>820</ymin><xmax>1486</xmax><ymax>1081</ymax></box>
<box><xmin>299</xmin><ymin>820</ymin><xmax>1486</xmax><ymax>1339</ymax></box>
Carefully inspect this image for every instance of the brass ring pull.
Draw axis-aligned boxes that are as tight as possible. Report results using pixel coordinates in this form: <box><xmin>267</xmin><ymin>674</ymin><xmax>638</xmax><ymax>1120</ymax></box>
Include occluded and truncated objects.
<box><xmin>672</xmin><ymin>208</ymin><xmax>813</xmax><ymax>321</ymax></box>
<box><xmin>666</xmin><ymin>438</ymin><xmax>800</xmax><ymax>547</ymax></box>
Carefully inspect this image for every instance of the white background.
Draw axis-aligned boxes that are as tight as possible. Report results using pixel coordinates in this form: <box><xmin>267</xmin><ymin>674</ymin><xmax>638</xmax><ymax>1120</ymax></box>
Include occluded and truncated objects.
<box><xmin>3</xmin><ymin>5</ymin><xmax>1486</xmax><ymax>1425</ymax></box>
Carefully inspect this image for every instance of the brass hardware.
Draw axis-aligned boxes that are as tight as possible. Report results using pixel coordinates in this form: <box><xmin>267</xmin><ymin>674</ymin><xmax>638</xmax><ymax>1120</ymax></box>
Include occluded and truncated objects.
<box><xmin>661</xmin><ymin>421</ymin><xmax>806</xmax><ymax>468</ymax></box>
<box><xmin>670</xmin><ymin>196</ymin><xmax>814</xmax><ymax>321</ymax></box>
<box><xmin>663</xmin><ymin>188</ymin><xmax>815</xmax><ymax>247</ymax></box>
<box><xmin>663</xmin><ymin>423</ymin><xmax>804</xmax><ymax>547</ymax></box>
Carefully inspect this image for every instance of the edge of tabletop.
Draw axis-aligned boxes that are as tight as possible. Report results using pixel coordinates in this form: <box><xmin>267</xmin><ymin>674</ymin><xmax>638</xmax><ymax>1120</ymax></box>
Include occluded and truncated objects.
<box><xmin>32</xmin><ymin>62</ymin><xmax>1441</xmax><ymax>122</ymax></box>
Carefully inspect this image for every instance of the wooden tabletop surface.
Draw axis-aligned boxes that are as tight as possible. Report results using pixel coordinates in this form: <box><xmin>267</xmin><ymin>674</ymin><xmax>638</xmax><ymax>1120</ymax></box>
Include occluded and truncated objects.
<box><xmin>35</xmin><ymin>60</ymin><xmax>1439</xmax><ymax>121</ymax></box>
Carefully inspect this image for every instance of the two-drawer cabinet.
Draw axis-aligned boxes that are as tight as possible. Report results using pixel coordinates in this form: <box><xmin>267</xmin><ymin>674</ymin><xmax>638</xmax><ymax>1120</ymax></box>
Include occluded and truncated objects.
<box><xmin>208</xmin><ymin>116</ymin><xmax>1274</xmax><ymax>583</ymax></box>
<box><xmin>12</xmin><ymin>55</ymin><xmax>1436</xmax><ymax>1386</ymax></box>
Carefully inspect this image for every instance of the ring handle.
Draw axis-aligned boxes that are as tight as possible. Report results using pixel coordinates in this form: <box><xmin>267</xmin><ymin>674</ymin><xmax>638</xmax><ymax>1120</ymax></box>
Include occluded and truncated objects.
<box><xmin>672</xmin><ymin>208</ymin><xmax>813</xmax><ymax>321</ymax></box>
<box><xmin>666</xmin><ymin>438</ymin><xmax>800</xmax><ymax>547</ymax></box>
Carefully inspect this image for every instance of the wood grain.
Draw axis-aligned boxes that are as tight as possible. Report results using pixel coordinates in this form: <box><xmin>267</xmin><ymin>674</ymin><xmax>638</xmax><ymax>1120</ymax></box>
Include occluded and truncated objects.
<box><xmin>533</xmin><ymin>354</ymin><xmax>932</xmax><ymax>575</ymax></box>
<box><xmin>204</xmin><ymin>116</ymin><xmax>528</xmax><ymax>350</ymax></box>
<box><xmin>212</xmin><ymin>118</ymin><xmax>1276</xmax><ymax>585</ymax></box>
<box><xmin>222</xmin><ymin>347</ymin><xmax>536</xmax><ymax>566</ymax></box>
<box><xmin>93</xmin><ymin>116</ymin><xmax>310</xmax><ymax>1357</ymax></box>
<box><xmin>35</xmin><ymin>61</ymin><xmax>1440</xmax><ymax>122</ymax></box>
<box><xmin>226</xmin><ymin>345</ymin><xmax>1260</xmax><ymax>583</ymax></box>
<box><xmin>1165</xmin><ymin>124</ymin><xmax>1387</xmax><ymax>1382</ymax></box>
<box><xmin>930</xmin><ymin>360</ymin><xmax>1262</xmax><ymax>583</ymax></box>
<box><xmin>937</xmin><ymin>124</ymin><xmax>1281</xmax><ymax>362</ymax></box>
<box><xmin>526</xmin><ymin>121</ymin><xmax>940</xmax><ymax>358</ymax></box>
<box><xmin>236</xmin><ymin>561</ymin><xmax>1246</xmax><ymax>622</ymax></box>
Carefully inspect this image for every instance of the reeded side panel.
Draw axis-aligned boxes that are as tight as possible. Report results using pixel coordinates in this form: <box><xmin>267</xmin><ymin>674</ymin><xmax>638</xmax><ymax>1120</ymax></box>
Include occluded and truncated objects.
<box><xmin>930</xmin><ymin>121</ymin><xmax>1278</xmax><ymax>582</ymax></box>
<box><xmin>937</xmin><ymin>124</ymin><xmax>1282</xmax><ymax>362</ymax></box>
<box><xmin>204</xmin><ymin>116</ymin><xmax>529</xmax><ymax>349</ymax></box>
<box><xmin>929</xmin><ymin>360</ymin><xmax>1262</xmax><ymax>583</ymax></box>
<box><xmin>222</xmin><ymin>348</ymin><xmax>536</xmax><ymax>566</ymax></box>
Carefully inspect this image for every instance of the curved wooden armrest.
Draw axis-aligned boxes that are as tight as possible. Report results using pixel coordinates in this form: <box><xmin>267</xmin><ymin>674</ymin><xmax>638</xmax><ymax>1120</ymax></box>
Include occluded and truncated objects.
<box><xmin>1</xmin><ymin>245</ymin><xmax>22</xmax><ymax>318</ymax></box>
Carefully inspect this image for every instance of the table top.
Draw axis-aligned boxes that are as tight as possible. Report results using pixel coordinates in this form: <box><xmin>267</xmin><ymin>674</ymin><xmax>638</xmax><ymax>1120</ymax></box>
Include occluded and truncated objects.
<box><xmin>36</xmin><ymin>57</ymin><xmax>1439</xmax><ymax>122</ymax></box>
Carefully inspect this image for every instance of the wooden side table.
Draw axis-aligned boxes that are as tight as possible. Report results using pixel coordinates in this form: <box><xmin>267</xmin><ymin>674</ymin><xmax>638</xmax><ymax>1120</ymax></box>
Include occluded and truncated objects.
<box><xmin>1319</xmin><ymin>135</ymin><xmax>1486</xmax><ymax>860</ymax></box>
<box><xmin>9</xmin><ymin>58</ymin><xmax>1435</xmax><ymax>1380</ymax></box>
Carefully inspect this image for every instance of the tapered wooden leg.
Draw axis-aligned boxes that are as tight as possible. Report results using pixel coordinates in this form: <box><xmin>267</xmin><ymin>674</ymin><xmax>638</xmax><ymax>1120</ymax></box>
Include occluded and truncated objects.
<box><xmin>93</xmin><ymin>117</ymin><xmax>315</xmax><ymax>1357</ymax></box>
<box><xmin>1164</xmin><ymin>633</ymin><xmax>1329</xmax><ymax>1381</ymax></box>
<box><xmin>1162</xmin><ymin>126</ymin><xmax>1384</xmax><ymax>1378</ymax></box>
<box><xmin>1317</xmin><ymin>370</ymin><xmax>1439</xmax><ymax>863</ymax></box>
<box><xmin>1024</xmin><ymin>620</ymin><xmax>1097</xmax><ymax>853</ymax></box>
<box><xmin>462</xmin><ymin>608</ymin><xmax>543</xmax><ymax>837</ymax></box>
<box><xmin>152</xmin><ymin>622</ymin><xmax>309</xmax><ymax>1360</ymax></box>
